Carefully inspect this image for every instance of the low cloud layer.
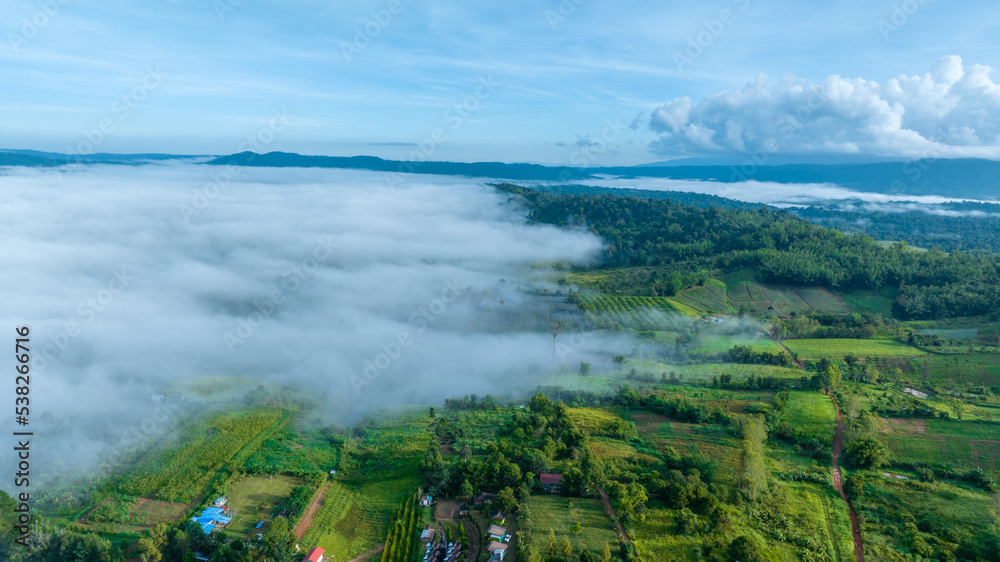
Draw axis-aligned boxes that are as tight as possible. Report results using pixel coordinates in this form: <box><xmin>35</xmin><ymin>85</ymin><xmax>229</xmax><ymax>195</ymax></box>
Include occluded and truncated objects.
<box><xmin>569</xmin><ymin>176</ymin><xmax>990</xmax><ymax>207</ymax></box>
<box><xmin>647</xmin><ymin>56</ymin><xmax>1000</xmax><ymax>160</ymax></box>
<box><xmin>0</xmin><ymin>163</ymin><xmax>604</xmax><ymax>487</ymax></box>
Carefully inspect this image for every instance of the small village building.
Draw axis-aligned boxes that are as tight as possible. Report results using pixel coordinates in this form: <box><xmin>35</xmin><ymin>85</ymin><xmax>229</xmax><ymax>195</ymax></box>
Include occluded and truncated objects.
<box><xmin>420</xmin><ymin>494</ymin><xmax>434</xmax><ymax>506</ymax></box>
<box><xmin>420</xmin><ymin>527</ymin><xmax>436</xmax><ymax>542</ymax></box>
<box><xmin>490</xmin><ymin>510</ymin><xmax>505</xmax><ymax>521</ymax></box>
<box><xmin>487</xmin><ymin>541</ymin><xmax>508</xmax><ymax>560</ymax></box>
<box><xmin>540</xmin><ymin>473</ymin><xmax>562</xmax><ymax>493</ymax></box>
<box><xmin>304</xmin><ymin>546</ymin><xmax>325</xmax><ymax>562</ymax></box>
<box><xmin>487</xmin><ymin>524</ymin><xmax>507</xmax><ymax>541</ymax></box>
<box><xmin>474</xmin><ymin>492</ymin><xmax>496</xmax><ymax>506</ymax></box>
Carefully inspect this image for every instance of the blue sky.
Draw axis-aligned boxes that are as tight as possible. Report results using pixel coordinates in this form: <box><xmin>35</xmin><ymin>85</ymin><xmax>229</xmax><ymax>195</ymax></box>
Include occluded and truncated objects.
<box><xmin>2</xmin><ymin>0</ymin><xmax>999</xmax><ymax>164</ymax></box>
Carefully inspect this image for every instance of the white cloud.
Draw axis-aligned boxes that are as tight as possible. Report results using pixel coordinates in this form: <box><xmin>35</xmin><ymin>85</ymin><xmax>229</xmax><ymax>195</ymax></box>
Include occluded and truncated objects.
<box><xmin>648</xmin><ymin>56</ymin><xmax>1000</xmax><ymax>160</ymax></box>
<box><xmin>0</xmin><ymin>163</ymin><xmax>606</xmax><ymax>486</ymax></box>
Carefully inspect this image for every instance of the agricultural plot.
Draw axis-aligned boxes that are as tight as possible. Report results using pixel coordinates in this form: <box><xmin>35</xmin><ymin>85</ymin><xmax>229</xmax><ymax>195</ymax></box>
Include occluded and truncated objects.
<box><xmin>780</xmin><ymin>392</ymin><xmax>836</xmax><ymax>443</ymax></box>
<box><xmin>524</xmin><ymin>495</ymin><xmax>618</xmax><ymax>555</ymax></box>
<box><xmin>758</xmin><ymin>284</ymin><xmax>811</xmax><ymax>316</ymax></box>
<box><xmin>588</xmin><ymin>438</ymin><xmax>650</xmax><ymax>461</ymax></box>
<box><xmin>671</xmin><ymin>284</ymin><xmax>734</xmax><ymax>315</ymax></box>
<box><xmin>691</xmin><ymin>333</ymin><xmax>783</xmax><ymax>355</ymax></box>
<box><xmin>796</xmin><ymin>287</ymin><xmax>848</xmax><ymax>314</ymax></box>
<box><xmin>83</xmin><ymin>496</ymin><xmax>189</xmax><ymax>533</ymax></box>
<box><xmin>566</xmin><ymin>408</ymin><xmax>628</xmax><ymax>435</ymax></box>
<box><xmin>631</xmin><ymin>360</ymin><xmax>806</xmax><ymax>384</ymax></box>
<box><xmin>300</xmin><ymin>478</ymin><xmax>416</xmax><ymax>560</ymax></box>
<box><xmin>631</xmin><ymin>411</ymin><xmax>742</xmax><ymax>484</ymax></box>
<box><xmin>843</xmin><ymin>291</ymin><xmax>895</xmax><ymax>317</ymax></box>
<box><xmin>116</xmin><ymin>409</ymin><xmax>287</xmax><ymax>502</ymax></box>
<box><xmin>854</xmin><ymin>478</ymin><xmax>997</xmax><ymax>559</ymax></box>
<box><xmin>782</xmin><ymin>338</ymin><xmax>925</xmax><ymax>359</ymax></box>
<box><xmin>574</xmin><ymin>295</ymin><xmax>687</xmax><ymax>329</ymax></box>
<box><xmin>225</xmin><ymin>475</ymin><xmax>301</xmax><ymax>537</ymax></box>
<box><xmin>871</xmin><ymin>354</ymin><xmax>1000</xmax><ymax>388</ymax></box>
<box><xmin>917</xmin><ymin>328</ymin><xmax>979</xmax><ymax>339</ymax></box>
<box><xmin>882</xmin><ymin>419</ymin><xmax>1000</xmax><ymax>476</ymax></box>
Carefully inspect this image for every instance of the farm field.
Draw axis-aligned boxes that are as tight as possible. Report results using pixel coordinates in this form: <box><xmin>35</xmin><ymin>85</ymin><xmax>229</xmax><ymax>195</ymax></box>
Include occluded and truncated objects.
<box><xmin>116</xmin><ymin>408</ymin><xmax>287</xmax><ymax>502</ymax></box>
<box><xmin>632</xmin><ymin>360</ymin><xmax>806</xmax><ymax>383</ymax></box>
<box><xmin>631</xmin><ymin>410</ymin><xmax>742</xmax><ymax>484</ymax></box>
<box><xmin>524</xmin><ymin>495</ymin><xmax>618</xmax><ymax>555</ymax></box>
<box><xmin>758</xmin><ymin>284</ymin><xmax>812</xmax><ymax>316</ymax></box>
<box><xmin>300</xmin><ymin>478</ymin><xmax>416</xmax><ymax>560</ymax></box>
<box><xmin>225</xmin><ymin>475</ymin><xmax>300</xmax><ymax>537</ymax></box>
<box><xmin>796</xmin><ymin>287</ymin><xmax>848</xmax><ymax>314</ymax></box>
<box><xmin>854</xmin><ymin>478</ymin><xmax>997</xmax><ymax>560</ymax></box>
<box><xmin>782</xmin><ymin>338</ymin><xmax>925</xmax><ymax>358</ymax></box>
<box><xmin>691</xmin><ymin>333</ymin><xmax>783</xmax><ymax>355</ymax></box>
<box><xmin>574</xmin><ymin>294</ymin><xmax>689</xmax><ymax>329</ymax></box>
<box><xmin>780</xmin><ymin>391</ymin><xmax>837</xmax><ymax>443</ymax></box>
<box><xmin>871</xmin><ymin>354</ymin><xmax>1000</xmax><ymax>388</ymax></box>
<box><xmin>880</xmin><ymin>418</ymin><xmax>1000</xmax><ymax>476</ymax></box>
<box><xmin>566</xmin><ymin>407</ymin><xmax>630</xmax><ymax>435</ymax></box>
<box><xmin>843</xmin><ymin>290</ymin><xmax>895</xmax><ymax>317</ymax></box>
<box><xmin>671</xmin><ymin>283</ymin><xmax>734</xmax><ymax>315</ymax></box>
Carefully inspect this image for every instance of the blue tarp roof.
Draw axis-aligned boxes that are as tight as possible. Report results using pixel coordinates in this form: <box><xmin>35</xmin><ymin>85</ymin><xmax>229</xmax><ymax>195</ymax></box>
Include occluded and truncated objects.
<box><xmin>201</xmin><ymin>507</ymin><xmax>225</xmax><ymax>517</ymax></box>
<box><xmin>201</xmin><ymin>523</ymin><xmax>215</xmax><ymax>534</ymax></box>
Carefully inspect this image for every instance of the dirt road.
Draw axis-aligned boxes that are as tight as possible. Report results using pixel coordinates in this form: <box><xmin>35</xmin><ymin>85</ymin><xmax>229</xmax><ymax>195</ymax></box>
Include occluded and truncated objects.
<box><xmin>294</xmin><ymin>481</ymin><xmax>330</xmax><ymax>540</ymax></box>
<box><xmin>598</xmin><ymin>488</ymin><xmax>631</xmax><ymax>545</ymax></box>
<box><xmin>829</xmin><ymin>393</ymin><xmax>864</xmax><ymax>562</ymax></box>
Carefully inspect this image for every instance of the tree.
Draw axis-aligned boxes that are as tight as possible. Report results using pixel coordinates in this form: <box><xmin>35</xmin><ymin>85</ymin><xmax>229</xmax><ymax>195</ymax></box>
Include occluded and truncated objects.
<box><xmin>547</xmin><ymin>528</ymin><xmax>557</xmax><ymax>559</ymax></box>
<box><xmin>429</xmin><ymin>407</ymin><xmax>436</xmax><ymax>418</ymax></box>
<box><xmin>823</xmin><ymin>364</ymin><xmax>842</xmax><ymax>389</ymax></box>
<box><xmin>843</xmin><ymin>473</ymin><xmax>865</xmax><ymax>499</ymax></box>
<box><xmin>602</xmin><ymin>542</ymin><xmax>612</xmax><ymax>562</ymax></box>
<box><xmin>846</xmin><ymin>435</ymin><xmax>889</xmax><ymax>469</ymax></box>
<box><xmin>561</xmin><ymin>468</ymin><xmax>586</xmax><ymax>496</ymax></box>
<box><xmin>579</xmin><ymin>362</ymin><xmax>591</xmax><ymax>376</ymax></box>
<box><xmin>137</xmin><ymin>538</ymin><xmax>162</xmax><ymax>562</ymax></box>
<box><xmin>496</xmin><ymin>487</ymin><xmax>518</xmax><ymax>514</ymax></box>
<box><xmin>729</xmin><ymin>534</ymin><xmax>765</xmax><ymax>562</ymax></box>
<box><xmin>561</xmin><ymin>535</ymin><xmax>573</xmax><ymax>559</ymax></box>
<box><xmin>459</xmin><ymin>479</ymin><xmax>474</xmax><ymax>500</ymax></box>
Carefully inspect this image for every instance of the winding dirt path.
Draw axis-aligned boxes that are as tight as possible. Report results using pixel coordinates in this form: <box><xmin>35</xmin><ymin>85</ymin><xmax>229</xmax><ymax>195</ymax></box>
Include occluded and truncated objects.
<box><xmin>294</xmin><ymin>481</ymin><xmax>330</xmax><ymax>540</ymax></box>
<box><xmin>598</xmin><ymin>488</ymin><xmax>631</xmax><ymax>545</ymax></box>
<box><xmin>829</xmin><ymin>394</ymin><xmax>864</xmax><ymax>562</ymax></box>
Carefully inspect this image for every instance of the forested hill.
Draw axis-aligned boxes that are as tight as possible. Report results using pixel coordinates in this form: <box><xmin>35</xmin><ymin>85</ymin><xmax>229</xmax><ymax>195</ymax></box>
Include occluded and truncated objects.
<box><xmin>494</xmin><ymin>183</ymin><xmax>1000</xmax><ymax>320</ymax></box>
<box><xmin>207</xmin><ymin>151</ymin><xmax>593</xmax><ymax>181</ymax></box>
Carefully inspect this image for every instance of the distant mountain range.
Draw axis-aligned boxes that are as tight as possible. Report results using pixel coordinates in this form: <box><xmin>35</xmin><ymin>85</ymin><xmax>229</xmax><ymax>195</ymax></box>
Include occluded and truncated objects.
<box><xmin>3</xmin><ymin>149</ymin><xmax>1000</xmax><ymax>201</ymax></box>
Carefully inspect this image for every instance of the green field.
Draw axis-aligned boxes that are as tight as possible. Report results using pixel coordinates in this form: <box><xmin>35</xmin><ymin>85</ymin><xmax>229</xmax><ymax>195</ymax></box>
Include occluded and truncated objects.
<box><xmin>225</xmin><ymin>475</ymin><xmax>301</xmax><ymax>537</ymax></box>
<box><xmin>880</xmin><ymin>418</ymin><xmax>1000</xmax><ymax>476</ymax></box>
<box><xmin>524</xmin><ymin>495</ymin><xmax>618</xmax><ymax>555</ymax></box>
<box><xmin>872</xmin><ymin>354</ymin><xmax>1000</xmax><ymax>389</ymax></box>
<box><xmin>691</xmin><ymin>333</ymin><xmax>783</xmax><ymax>355</ymax></box>
<box><xmin>782</xmin><ymin>338</ymin><xmax>925</xmax><ymax>358</ymax></box>
<box><xmin>301</xmin><ymin>479</ymin><xmax>416</xmax><ymax>559</ymax></box>
<box><xmin>631</xmin><ymin>410</ymin><xmax>742</xmax><ymax>484</ymax></box>
<box><xmin>116</xmin><ymin>409</ymin><xmax>287</xmax><ymax>502</ymax></box>
<box><xmin>574</xmin><ymin>294</ymin><xmax>689</xmax><ymax>329</ymax></box>
<box><xmin>780</xmin><ymin>392</ymin><xmax>837</xmax><ymax>443</ymax></box>
<box><xmin>843</xmin><ymin>291</ymin><xmax>895</xmax><ymax>317</ymax></box>
<box><xmin>672</xmin><ymin>284</ymin><xmax>734</xmax><ymax>315</ymax></box>
<box><xmin>759</xmin><ymin>284</ymin><xmax>812</xmax><ymax>316</ymax></box>
<box><xmin>797</xmin><ymin>287</ymin><xmax>848</xmax><ymax>314</ymax></box>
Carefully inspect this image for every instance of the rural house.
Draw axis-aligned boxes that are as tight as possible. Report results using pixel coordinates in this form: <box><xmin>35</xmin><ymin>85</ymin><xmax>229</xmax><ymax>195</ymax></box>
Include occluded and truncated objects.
<box><xmin>487</xmin><ymin>524</ymin><xmax>507</xmax><ymax>541</ymax></box>
<box><xmin>420</xmin><ymin>494</ymin><xmax>434</xmax><ymax>506</ymax></box>
<box><xmin>304</xmin><ymin>546</ymin><xmax>325</xmax><ymax>562</ymax></box>
<box><xmin>474</xmin><ymin>492</ymin><xmax>496</xmax><ymax>506</ymax></box>
<box><xmin>487</xmin><ymin>541</ymin><xmax>508</xmax><ymax>560</ymax></box>
<box><xmin>540</xmin><ymin>473</ymin><xmax>562</xmax><ymax>493</ymax></box>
